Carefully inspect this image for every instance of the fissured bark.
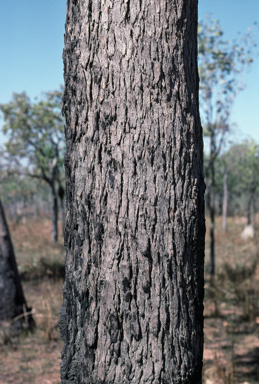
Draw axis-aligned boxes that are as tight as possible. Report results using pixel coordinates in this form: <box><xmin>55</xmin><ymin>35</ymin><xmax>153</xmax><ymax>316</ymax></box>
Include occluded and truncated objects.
<box><xmin>60</xmin><ymin>0</ymin><xmax>205</xmax><ymax>383</ymax></box>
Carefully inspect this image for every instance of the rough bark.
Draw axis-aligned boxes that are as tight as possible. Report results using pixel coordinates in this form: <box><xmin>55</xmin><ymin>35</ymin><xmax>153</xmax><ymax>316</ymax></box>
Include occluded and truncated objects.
<box><xmin>60</xmin><ymin>0</ymin><xmax>205</xmax><ymax>383</ymax></box>
<box><xmin>0</xmin><ymin>199</ymin><xmax>34</xmax><ymax>335</ymax></box>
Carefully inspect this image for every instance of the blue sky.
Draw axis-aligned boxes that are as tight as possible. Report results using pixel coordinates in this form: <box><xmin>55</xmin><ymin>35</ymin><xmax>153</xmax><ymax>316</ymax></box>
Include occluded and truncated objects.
<box><xmin>0</xmin><ymin>0</ymin><xmax>258</xmax><ymax>144</ymax></box>
<box><xmin>199</xmin><ymin>0</ymin><xmax>259</xmax><ymax>145</ymax></box>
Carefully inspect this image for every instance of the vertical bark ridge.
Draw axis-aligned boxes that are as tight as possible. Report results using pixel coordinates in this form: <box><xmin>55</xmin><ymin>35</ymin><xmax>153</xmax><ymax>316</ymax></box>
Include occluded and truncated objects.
<box><xmin>60</xmin><ymin>0</ymin><xmax>205</xmax><ymax>383</ymax></box>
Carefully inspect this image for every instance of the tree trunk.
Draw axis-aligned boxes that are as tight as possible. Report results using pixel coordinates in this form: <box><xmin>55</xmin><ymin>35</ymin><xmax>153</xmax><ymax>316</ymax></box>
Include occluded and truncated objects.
<box><xmin>209</xmin><ymin>131</ymin><xmax>216</xmax><ymax>277</ymax></box>
<box><xmin>209</xmin><ymin>201</ymin><xmax>215</xmax><ymax>276</ymax></box>
<box><xmin>0</xmin><ymin>199</ymin><xmax>34</xmax><ymax>335</ymax></box>
<box><xmin>247</xmin><ymin>195</ymin><xmax>252</xmax><ymax>225</ymax></box>
<box><xmin>60</xmin><ymin>1</ymin><xmax>205</xmax><ymax>383</ymax></box>
<box><xmin>252</xmin><ymin>196</ymin><xmax>256</xmax><ymax>227</ymax></box>
<box><xmin>58</xmin><ymin>185</ymin><xmax>65</xmax><ymax>237</ymax></box>
<box><xmin>50</xmin><ymin>181</ymin><xmax>58</xmax><ymax>243</ymax></box>
<box><xmin>222</xmin><ymin>170</ymin><xmax>228</xmax><ymax>232</ymax></box>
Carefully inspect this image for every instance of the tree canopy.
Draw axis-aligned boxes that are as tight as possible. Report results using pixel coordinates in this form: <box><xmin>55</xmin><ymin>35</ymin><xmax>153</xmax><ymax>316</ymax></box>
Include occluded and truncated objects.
<box><xmin>0</xmin><ymin>88</ymin><xmax>64</xmax><ymax>185</ymax></box>
<box><xmin>0</xmin><ymin>87</ymin><xmax>65</xmax><ymax>242</ymax></box>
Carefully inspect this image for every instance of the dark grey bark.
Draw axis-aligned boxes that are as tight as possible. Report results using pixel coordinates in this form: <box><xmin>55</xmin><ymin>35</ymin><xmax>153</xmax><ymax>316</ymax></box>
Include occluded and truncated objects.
<box><xmin>58</xmin><ymin>184</ymin><xmax>66</xmax><ymax>236</ymax></box>
<box><xmin>60</xmin><ymin>1</ymin><xmax>205</xmax><ymax>383</ymax></box>
<box><xmin>0</xmin><ymin>199</ymin><xmax>34</xmax><ymax>334</ymax></box>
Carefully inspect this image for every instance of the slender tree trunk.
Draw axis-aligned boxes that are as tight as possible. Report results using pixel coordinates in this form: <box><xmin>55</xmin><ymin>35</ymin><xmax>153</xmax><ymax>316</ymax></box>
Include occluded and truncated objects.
<box><xmin>0</xmin><ymin>199</ymin><xmax>34</xmax><ymax>335</ymax></box>
<box><xmin>247</xmin><ymin>195</ymin><xmax>252</xmax><ymax>225</ymax></box>
<box><xmin>222</xmin><ymin>170</ymin><xmax>228</xmax><ymax>232</ymax></box>
<box><xmin>60</xmin><ymin>198</ymin><xmax>65</xmax><ymax>236</ymax></box>
<box><xmin>60</xmin><ymin>1</ymin><xmax>205</xmax><ymax>383</ymax></box>
<box><xmin>50</xmin><ymin>181</ymin><xmax>58</xmax><ymax>243</ymax></box>
<box><xmin>252</xmin><ymin>196</ymin><xmax>256</xmax><ymax>227</ymax></box>
<box><xmin>208</xmin><ymin>160</ymin><xmax>219</xmax><ymax>313</ymax></box>
<box><xmin>209</xmin><ymin>132</ymin><xmax>216</xmax><ymax>277</ymax></box>
<box><xmin>49</xmin><ymin>159</ymin><xmax>59</xmax><ymax>243</ymax></box>
<box><xmin>209</xmin><ymin>186</ymin><xmax>215</xmax><ymax>276</ymax></box>
<box><xmin>58</xmin><ymin>185</ymin><xmax>65</xmax><ymax>237</ymax></box>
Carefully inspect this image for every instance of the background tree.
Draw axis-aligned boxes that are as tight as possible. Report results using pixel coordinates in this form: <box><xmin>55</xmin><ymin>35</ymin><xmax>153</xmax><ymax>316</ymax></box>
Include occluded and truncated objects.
<box><xmin>203</xmin><ymin>140</ymin><xmax>259</xmax><ymax>227</ymax></box>
<box><xmin>198</xmin><ymin>16</ymin><xmax>256</xmax><ymax>276</ymax></box>
<box><xmin>0</xmin><ymin>88</ymin><xmax>65</xmax><ymax>242</ymax></box>
<box><xmin>0</xmin><ymin>166</ymin><xmax>51</xmax><ymax>222</ymax></box>
<box><xmin>217</xmin><ymin>146</ymin><xmax>240</xmax><ymax>232</ymax></box>
<box><xmin>59</xmin><ymin>0</ymin><xmax>205</xmax><ymax>383</ymax></box>
<box><xmin>232</xmin><ymin>140</ymin><xmax>259</xmax><ymax>226</ymax></box>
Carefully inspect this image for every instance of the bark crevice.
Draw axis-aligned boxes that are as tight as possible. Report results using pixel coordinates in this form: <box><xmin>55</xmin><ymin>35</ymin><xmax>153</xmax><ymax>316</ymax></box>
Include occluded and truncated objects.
<box><xmin>60</xmin><ymin>0</ymin><xmax>205</xmax><ymax>383</ymax></box>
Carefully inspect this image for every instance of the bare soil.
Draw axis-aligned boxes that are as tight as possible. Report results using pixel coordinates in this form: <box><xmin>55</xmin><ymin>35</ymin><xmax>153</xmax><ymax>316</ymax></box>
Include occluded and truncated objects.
<box><xmin>0</xmin><ymin>219</ymin><xmax>64</xmax><ymax>384</ymax></box>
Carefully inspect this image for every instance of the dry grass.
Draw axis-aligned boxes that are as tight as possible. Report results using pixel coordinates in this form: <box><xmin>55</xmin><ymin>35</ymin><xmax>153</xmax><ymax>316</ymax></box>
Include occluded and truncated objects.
<box><xmin>0</xmin><ymin>218</ymin><xmax>64</xmax><ymax>384</ymax></box>
<box><xmin>9</xmin><ymin>218</ymin><xmax>65</xmax><ymax>280</ymax></box>
<box><xmin>0</xmin><ymin>281</ymin><xmax>64</xmax><ymax>384</ymax></box>
<box><xmin>203</xmin><ymin>216</ymin><xmax>259</xmax><ymax>384</ymax></box>
<box><xmin>0</xmin><ymin>216</ymin><xmax>259</xmax><ymax>383</ymax></box>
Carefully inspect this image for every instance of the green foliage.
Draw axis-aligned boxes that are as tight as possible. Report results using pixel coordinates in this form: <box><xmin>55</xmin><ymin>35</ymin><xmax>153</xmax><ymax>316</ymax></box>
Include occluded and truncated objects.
<box><xmin>0</xmin><ymin>169</ymin><xmax>51</xmax><ymax>212</ymax></box>
<box><xmin>199</xmin><ymin>15</ymin><xmax>257</xmax><ymax>211</ymax></box>
<box><xmin>230</xmin><ymin>140</ymin><xmax>259</xmax><ymax>194</ymax></box>
<box><xmin>198</xmin><ymin>15</ymin><xmax>256</xmax><ymax>134</ymax></box>
<box><xmin>211</xmin><ymin>140</ymin><xmax>259</xmax><ymax>217</ymax></box>
<box><xmin>0</xmin><ymin>88</ymin><xmax>65</xmax><ymax>240</ymax></box>
<box><xmin>199</xmin><ymin>16</ymin><xmax>257</xmax><ymax>274</ymax></box>
<box><xmin>0</xmin><ymin>172</ymin><xmax>38</xmax><ymax>204</ymax></box>
<box><xmin>0</xmin><ymin>87</ymin><xmax>65</xmax><ymax>185</ymax></box>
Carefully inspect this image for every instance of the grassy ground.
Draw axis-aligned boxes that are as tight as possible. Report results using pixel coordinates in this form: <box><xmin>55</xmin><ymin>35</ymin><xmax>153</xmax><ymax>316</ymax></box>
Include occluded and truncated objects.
<box><xmin>0</xmin><ymin>219</ymin><xmax>65</xmax><ymax>384</ymax></box>
<box><xmin>0</xmin><ymin>216</ymin><xmax>259</xmax><ymax>383</ymax></box>
<box><xmin>203</xmin><ymin>217</ymin><xmax>259</xmax><ymax>384</ymax></box>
